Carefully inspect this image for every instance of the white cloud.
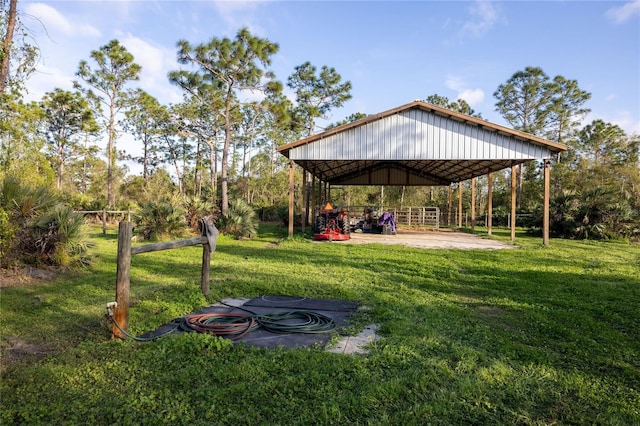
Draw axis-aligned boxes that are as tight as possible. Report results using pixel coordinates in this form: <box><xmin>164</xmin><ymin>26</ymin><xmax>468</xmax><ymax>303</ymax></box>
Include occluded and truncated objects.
<box><xmin>445</xmin><ymin>76</ymin><xmax>465</xmax><ymax>92</ymax></box>
<box><xmin>120</xmin><ymin>34</ymin><xmax>182</xmax><ymax>104</ymax></box>
<box><xmin>606</xmin><ymin>0</ymin><xmax>640</xmax><ymax>24</ymax></box>
<box><xmin>458</xmin><ymin>88</ymin><xmax>485</xmax><ymax>106</ymax></box>
<box><xmin>445</xmin><ymin>75</ymin><xmax>485</xmax><ymax>106</ymax></box>
<box><xmin>211</xmin><ymin>0</ymin><xmax>268</xmax><ymax>35</ymax></box>
<box><xmin>24</xmin><ymin>3</ymin><xmax>100</xmax><ymax>37</ymax></box>
<box><xmin>460</xmin><ymin>1</ymin><xmax>501</xmax><ymax>38</ymax></box>
<box><xmin>585</xmin><ymin>109</ymin><xmax>640</xmax><ymax>135</ymax></box>
<box><xmin>23</xmin><ymin>63</ymin><xmax>75</xmax><ymax>102</ymax></box>
<box><xmin>611</xmin><ymin>111</ymin><xmax>640</xmax><ymax>135</ymax></box>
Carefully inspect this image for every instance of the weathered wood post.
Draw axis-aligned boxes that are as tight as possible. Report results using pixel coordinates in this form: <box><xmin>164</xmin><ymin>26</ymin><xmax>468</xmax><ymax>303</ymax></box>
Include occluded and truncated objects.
<box><xmin>200</xmin><ymin>216</ymin><xmax>218</xmax><ymax>297</ymax></box>
<box><xmin>102</xmin><ymin>208</ymin><xmax>107</xmax><ymax>235</ymax></box>
<box><xmin>201</xmin><ymin>243</ymin><xmax>210</xmax><ymax>297</ymax></box>
<box><xmin>111</xmin><ymin>218</ymin><xmax>218</xmax><ymax>339</ymax></box>
<box><xmin>113</xmin><ymin>221</ymin><xmax>132</xmax><ymax>339</ymax></box>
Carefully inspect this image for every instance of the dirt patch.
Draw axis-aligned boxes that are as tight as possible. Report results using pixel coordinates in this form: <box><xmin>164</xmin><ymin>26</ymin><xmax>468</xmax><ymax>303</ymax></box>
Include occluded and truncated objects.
<box><xmin>0</xmin><ymin>267</ymin><xmax>57</xmax><ymax>288</ymax></box>
<box><xmin>475</xmin><ymin>304</ymin><xmax>504</xmax><ymax>319</ymax></box>
<box><xmin>341</xmin><ymin>229</ymin><xmax>515</xmax><ymax>250</ymax></box>
<box><xmin>1</xmin><ymin>337</ymin><xmax>56</xmax><ymax>371</ymax></box>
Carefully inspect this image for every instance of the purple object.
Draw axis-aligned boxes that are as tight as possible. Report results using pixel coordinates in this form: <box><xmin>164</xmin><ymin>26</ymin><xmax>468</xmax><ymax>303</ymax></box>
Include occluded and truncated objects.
<box><xmin>378</xmin><ymin>212</ymin><xmax>396</xmax><ymax>232</ymax></box>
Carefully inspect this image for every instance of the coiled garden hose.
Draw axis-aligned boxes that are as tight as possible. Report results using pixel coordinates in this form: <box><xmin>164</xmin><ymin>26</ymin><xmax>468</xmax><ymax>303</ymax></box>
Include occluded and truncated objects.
<box><xmin>108</xmin><ymin>306</ymin><xmax>336</xmax><ymax>342</ymax></box>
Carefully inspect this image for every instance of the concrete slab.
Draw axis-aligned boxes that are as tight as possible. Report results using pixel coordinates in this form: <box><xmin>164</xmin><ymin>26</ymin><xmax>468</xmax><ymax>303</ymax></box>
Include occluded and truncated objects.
<box><xmin>327</xmin><ymin>324</ymin><xmax>381</xmax><ymax>355</ymax></box>
<box><xmin>341</xmin><ymin>229</ymin><xmax>514</xmax><ymax>250</ymax></box>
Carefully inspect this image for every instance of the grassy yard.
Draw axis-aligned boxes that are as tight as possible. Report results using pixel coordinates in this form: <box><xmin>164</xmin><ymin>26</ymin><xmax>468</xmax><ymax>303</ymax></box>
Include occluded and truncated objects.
<box><xmin>1</xmin><ymin>224</ymin><xmax>639</xmax><ymax>425</ymax></box>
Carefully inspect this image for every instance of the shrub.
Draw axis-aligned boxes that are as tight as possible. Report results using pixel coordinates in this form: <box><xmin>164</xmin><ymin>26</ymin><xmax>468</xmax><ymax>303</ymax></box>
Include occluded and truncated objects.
<box><xmin>530</xmin><ymin>187</ymin><xmax>640</xmax><ymax>240</ymax></box>
<box><xmin>182</xmin><ymin>196</ymin><xmax>217</xmax><ymax>230</ymax></box>
<box><xmin>137</xmin><ymin>196</ymin><xmax>187</xmax><ymax>240</ymax></box>
<box><xmin>0</xmin><ymin>207</ymin><xmax>16</xmax><ymax>268</ymax></box>
<box><xmin>1</xmin><ymin>177</ymin><xmax>93</xmax><ymax>267</ymax></box>
<box><xmin>33</xmin><ymin>205</ymin><xmax>93</xmax><ymax>267</ymax></box>
<box><xmin>216</xmin><ymin>199</ymin><xmax>257</xmax><ymax>239</ymax></box>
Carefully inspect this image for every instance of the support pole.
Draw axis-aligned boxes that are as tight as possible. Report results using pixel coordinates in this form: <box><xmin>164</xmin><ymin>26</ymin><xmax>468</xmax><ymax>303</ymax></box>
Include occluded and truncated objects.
<box><xmin>102</xmin><ymin>208</ymin><xmax>107</xmax><ymax>235</ymax></box>
<box><xmin>487</xmin><ymin>172</ymin><xmax>493</xmax><ymax>236</ymax></box>
<box><xmin>288</xmin><ymin>160</ymin><xmax>294</xmax><ymax>238</ymax></box>
<box><xmin>447</xmin><ymin>184</ymin><xmax>452</xmax><ymax>227</ymax></box>
<box><xmin>301</xmin><ymin>171</ymin><xmax>306</xmax><ymax>233</ymax></box>
<box><xmin>113</xmin><ymin>221</ymin><xmax>132</xmax><ymax>339</ymax></box>
<box><xmin>311</xmin><ymin>175</ymin><xmax>316</xmax><ymax>221</ymax></box>
<box><xmin>471</xmin><ymin>178</ymin><xmax>476</xmax><ymax>231</ymax></box>
<box><xmin>543</xmin><ymin>159</ymin><xmax>551</xmax><ymax>246</ymax></box>
<box><xmin>511</xmin><ymin>164</ymin><xmax>517</xmax><ymax>242</ymax></box>
<box><xmin>458</xmin><ymin>183</ymin><xmax>463</xmax><ymax>228</ymax></box>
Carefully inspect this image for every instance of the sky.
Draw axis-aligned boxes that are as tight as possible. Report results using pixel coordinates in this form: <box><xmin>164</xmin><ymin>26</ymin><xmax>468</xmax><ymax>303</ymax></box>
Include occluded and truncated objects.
<box><xmin>18</xmin><ymin>0</ymin><xmax>640</xmax><ymax>164</ymax></box>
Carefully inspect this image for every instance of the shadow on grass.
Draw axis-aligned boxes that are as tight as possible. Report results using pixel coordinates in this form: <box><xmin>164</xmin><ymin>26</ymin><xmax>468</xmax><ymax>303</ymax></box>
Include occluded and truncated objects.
<box><xmin>3</xmin><ymin>226</ymin><xmax>638</xmax><ymax>424</ymax></box>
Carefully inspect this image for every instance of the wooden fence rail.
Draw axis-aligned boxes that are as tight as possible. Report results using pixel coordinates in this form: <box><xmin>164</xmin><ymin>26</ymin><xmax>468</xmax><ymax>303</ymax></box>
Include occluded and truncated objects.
<box><xmin>112</xmin><ymin>217</ymin><xmax>218</xmax><ymax>339</ymax></box>
<box><xmin>75</xmin><ymin>209</ymin><xmax>131</xmax><ymax>235</ymax></box>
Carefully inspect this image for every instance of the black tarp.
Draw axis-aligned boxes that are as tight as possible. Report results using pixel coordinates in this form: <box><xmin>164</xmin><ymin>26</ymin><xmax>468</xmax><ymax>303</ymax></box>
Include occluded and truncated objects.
<box><xmin>140</xmin><ymin>295</ymin><xmax>359</xmax><ymax>348</ymax></box>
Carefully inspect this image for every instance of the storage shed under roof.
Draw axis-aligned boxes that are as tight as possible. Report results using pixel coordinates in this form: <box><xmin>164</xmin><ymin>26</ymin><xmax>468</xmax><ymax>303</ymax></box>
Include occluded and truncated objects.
<box><xmin>277</xmin><ymin>100</ymin><xmax>568</xmax><ymax>245</ymax></box>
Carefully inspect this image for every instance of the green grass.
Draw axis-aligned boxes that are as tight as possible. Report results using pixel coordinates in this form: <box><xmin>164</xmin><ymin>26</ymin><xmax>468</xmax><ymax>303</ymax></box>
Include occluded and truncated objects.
<box><xmin>1</xmin><ymin>224</ymin><xmax>639</xmax><ymax>425</ymax></box>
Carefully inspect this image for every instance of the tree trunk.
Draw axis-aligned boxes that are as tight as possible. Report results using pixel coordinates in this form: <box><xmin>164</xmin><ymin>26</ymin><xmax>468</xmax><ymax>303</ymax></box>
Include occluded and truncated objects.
<box><xmin>57</xmin><ymin>140</ymin><xmax>64</xmax><ymax>190</ymax></box>
<box><xmin>107</xmin><ymin>98</ymin><xmax>116</xmax><ymax>208</ymax></box>
<box><xmin>82</xmin><ymin>136</ymin><xmax>88</xmax><ymax>193</ymax></box>
<box><xmin>0</xmin><ymin>0</ymin><xmax>17</xmax><ymax>94</ymax></box>
<box><xmin>194</xmin><ymin>138</ymin><xmax>201</xmax><ymax>196</ymax></box>
<box><xmin>142</xmin><ymin>135</ymin><xmax>149</xmax><ymax>181</ymax></box>
<box><xmin>221</xmin><ymin>93</ymin><xmax>232</xmax><ymax>215</ymax></box>
<box><xmin>203</xmin><ymin>136</ymin><xmax>218</xmax><ymax>203</ymax></box>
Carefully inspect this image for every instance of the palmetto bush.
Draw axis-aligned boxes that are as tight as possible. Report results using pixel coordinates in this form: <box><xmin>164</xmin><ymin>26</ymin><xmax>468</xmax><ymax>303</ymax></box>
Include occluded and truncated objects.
<box><xmin>541</xmin><ymin>187</ymin><xmax>639</xmax><ymax>240</ymax></box>
<box><xmin>0</xmin><ymin>206</ymin><xmax>16</xmax><ymax>268</ymax></box>
<box><xmin>216</xmin><ymin>199</ymin><xmax>257</xmax><ymax>239</ymax></box>
<box><xmin>137</xmin><ymin>196</ymin><xmax>187</xmax><ymax>241</ymax></box>
<box><xmin>182</xmin><ymin>196</ymin><xmax>217</xmax><ymax>230</ymax></box>
<box><xmin>32</xmin><ymin>205</ymin><xmax>93</xmax><ymax>267</ymax></box>
<box><xmin>1</xmin><ymin>177</ymin><xmax>92</xmax><ymax>267</ymax></box>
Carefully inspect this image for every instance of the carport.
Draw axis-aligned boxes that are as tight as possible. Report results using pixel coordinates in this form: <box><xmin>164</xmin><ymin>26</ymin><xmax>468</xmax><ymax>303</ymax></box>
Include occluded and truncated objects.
<box><xmin>277</xmin><ymin>101</ymin><xmax>568</xmax><ymax>245</ymax></box>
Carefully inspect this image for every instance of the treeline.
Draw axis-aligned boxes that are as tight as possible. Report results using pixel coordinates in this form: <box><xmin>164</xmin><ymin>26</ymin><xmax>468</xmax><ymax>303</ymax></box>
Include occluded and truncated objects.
<box><xmin>1</xmin><ymin>3</ymin><xmax>639</xmax><ymax>268</ymax></box>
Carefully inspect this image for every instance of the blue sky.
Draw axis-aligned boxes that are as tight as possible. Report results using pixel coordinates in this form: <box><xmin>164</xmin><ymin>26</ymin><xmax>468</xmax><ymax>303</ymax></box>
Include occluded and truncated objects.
<box><xmin>21</xmin><ymin>0</ymin><xmax>640</xmax><ymax>138</ymax></box>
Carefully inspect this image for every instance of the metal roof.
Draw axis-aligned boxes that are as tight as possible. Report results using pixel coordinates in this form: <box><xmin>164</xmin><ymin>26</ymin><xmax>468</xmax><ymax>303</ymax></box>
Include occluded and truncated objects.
<box><xmin>277</xmin><ymin>101</ymin><xmax>568</xmax><ymax>185</ymax></box>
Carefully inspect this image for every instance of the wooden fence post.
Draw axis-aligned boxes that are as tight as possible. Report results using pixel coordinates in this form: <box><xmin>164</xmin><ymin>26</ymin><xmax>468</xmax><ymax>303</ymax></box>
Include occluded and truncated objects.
<box><xmin>113</xmin><ymin>221</ymin><xmax>132</xmax><ymax>339</ymax></box>
<box><xmin>200</xmin><ymin>216</ymin><xmax>218</xmax><ymax>297</ymax></box>
<box><xmin>102</xmin><ymin>209</ymin><xmax>107</xmax><ymax>235</ymax></box>
<box><xmin>201</xmin><ymin>244</ymin><xmax>210</xmax><ymax>297</ymax></box>
<box><xmin>111</xmin><ymin>218</ymin><xmax>218</xmax><ymax>339</ymax></box>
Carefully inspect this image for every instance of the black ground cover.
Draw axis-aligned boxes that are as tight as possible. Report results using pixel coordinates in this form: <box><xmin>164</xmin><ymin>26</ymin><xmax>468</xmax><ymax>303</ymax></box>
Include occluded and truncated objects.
<box><xmin>141</xmin><ymin>295</ymin><xmax>359</xmax><ymax>348</ymax></box>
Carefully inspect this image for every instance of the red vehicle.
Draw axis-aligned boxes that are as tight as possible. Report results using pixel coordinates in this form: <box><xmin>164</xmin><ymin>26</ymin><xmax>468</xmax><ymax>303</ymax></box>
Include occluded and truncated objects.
<box><xmin>313</xmin><ymin>202</ymin><xmax>351</xmax><ymax>241</ymax></box>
